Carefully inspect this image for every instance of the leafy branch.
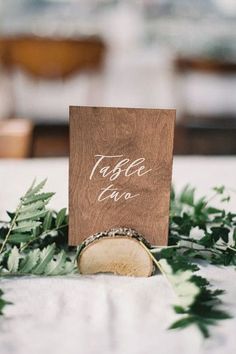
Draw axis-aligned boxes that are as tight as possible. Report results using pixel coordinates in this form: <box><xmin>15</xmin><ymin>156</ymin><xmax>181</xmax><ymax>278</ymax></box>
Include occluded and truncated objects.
<box><xmin>148</xmin><ymin>185</ymin><xmax>235</xmax><ymax>337</ymax></box>
<box><xmin>168</xmin><ymin>185</ymin><xmax>236</xmax><ymax>265</ymax></box>
<box><xmin>0</xmin><ymin>180</ymin><xmax>76</xmax><ymax>281</ymax></box>
<box><xmin>0</xmin><ymin>289</ymin><xmax>11</xmax><ymax>315</ymax></box>
<box><xmin>141</xmin><ymin>242</ymin><xmax>231</xmax><ymax>338</ymax></box>
<box><xmin>0</xmin><ymin>179</ymin><xmax>53</xmax><ymax>254</ymax></box>
<box><xmin>161</xmin><ymin>258</ymin><xmax>230</xmax><ymax>338</ymax></box>
<box><xmin>169</xmin><ymin>276</ymin><xmax>230</xmax><ymax>338</ymax></box>
<box><xmin>0</xmin><ymin>178</ymin><xmax>76</xmax><ymax>314</ymax></box>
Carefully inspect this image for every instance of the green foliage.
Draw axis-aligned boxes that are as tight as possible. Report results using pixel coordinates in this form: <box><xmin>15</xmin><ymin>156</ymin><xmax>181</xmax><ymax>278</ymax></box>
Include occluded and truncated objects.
<box><xmin>155</xmin><ymin>184</ymin><xmax>235</xmax><ymax>337</ymax></box>
<box><xmin>161</xmin><ymin>258</ymin><xmax>231</xmax><ymax>338</ymax></box>
<box><xmin>169</xmin><ymin>185</ymin><xmax>236</xmax><ymax>265</ymax></box>
<box><xmin>0</xmin><ymin>180</ymin><xmax>76</xmax><ymax>316</ymax></box>
<box><xmin>0</xmin><ymin>179</ymin><xmax>76</xmax><ymax>281</ymax></box>
<box><xmin>0</xmin><ymin>289</ymin><xmax>11</xmax><ymax>315</ymax></box>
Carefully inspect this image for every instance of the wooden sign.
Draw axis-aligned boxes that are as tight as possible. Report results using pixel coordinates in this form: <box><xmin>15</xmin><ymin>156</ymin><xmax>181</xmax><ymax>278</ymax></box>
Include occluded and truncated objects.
<box><xmin>69</xmin><ymin>106</ymin><xmax>175</xmax><ymax>246</ymax></box>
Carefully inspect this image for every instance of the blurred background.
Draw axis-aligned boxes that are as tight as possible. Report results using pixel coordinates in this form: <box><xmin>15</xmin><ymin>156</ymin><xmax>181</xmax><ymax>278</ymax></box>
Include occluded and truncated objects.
<box><xmin>0</xmin><ymin>0</ymin><xmax>236</xmax><ymax>158</ymax></box>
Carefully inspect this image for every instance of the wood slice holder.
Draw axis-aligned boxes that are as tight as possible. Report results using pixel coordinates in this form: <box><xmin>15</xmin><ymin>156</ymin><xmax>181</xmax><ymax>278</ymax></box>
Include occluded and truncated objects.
<box><xmin>77</xmin><ymin>228</ymin><xmax>154</xmax><ymax>277</ymax></box>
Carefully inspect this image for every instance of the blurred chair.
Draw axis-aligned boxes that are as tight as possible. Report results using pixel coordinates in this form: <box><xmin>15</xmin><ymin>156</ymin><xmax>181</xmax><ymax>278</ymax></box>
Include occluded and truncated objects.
<box><xmin>175</xmin><ymin>56</ymin><xmax>236</xmax><ymax>122</ymax></box>
<box><xmin>174</xmin><ymin>56</ymin><xmax>236</xmax><ymax>154</ymax></box>
<box><xmin>0</xmin><ymin>35</ymin><xmax>106</xmax><ymax>156</ymax></box>
<box><xmin>0</xmin><ymin>119</ymin><xmax>33</xmax><ymax>158</ymax></box>
<box><xmin>175</xmin><ymin>56</ymin><xmax>236</xmax><ymax>74</ymax></box>
<box><xmin>0</xmin><ymin>35</ymin><xmax>106</xmax><ymax>80</ymax></box>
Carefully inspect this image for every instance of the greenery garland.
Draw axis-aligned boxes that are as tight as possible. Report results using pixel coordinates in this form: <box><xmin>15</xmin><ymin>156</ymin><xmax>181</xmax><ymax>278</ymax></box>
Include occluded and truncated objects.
<box><xmin>0</xmin><ymin>180</ymin><xmax>235</xmax><ymax>338</ymax></box>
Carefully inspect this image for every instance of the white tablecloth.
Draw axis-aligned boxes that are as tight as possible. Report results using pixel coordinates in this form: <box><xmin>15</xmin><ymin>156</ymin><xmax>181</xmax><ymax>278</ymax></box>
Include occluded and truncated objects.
<box><xmin>0</xmin><ymin>157</ymin><xmax>236</xmax><ymax>354</ymax></box>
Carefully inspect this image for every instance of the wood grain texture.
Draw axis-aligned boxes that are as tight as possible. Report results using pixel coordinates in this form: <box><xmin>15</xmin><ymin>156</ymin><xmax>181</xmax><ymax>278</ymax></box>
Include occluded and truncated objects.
<box><xmin>69</xmin><ymin>106</ymin><xmax>175</xmax><ymax>245</ymax></box>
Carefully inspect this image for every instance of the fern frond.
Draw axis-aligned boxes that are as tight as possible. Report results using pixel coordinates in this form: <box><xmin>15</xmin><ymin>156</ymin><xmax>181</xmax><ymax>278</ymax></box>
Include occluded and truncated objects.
<box><xmin>17</xmin><ymin>210</ymin><xmax>47</xmax><ymax>222</ymax></box>
<box><xmin>19</xmin><ymin>249</ymin><xmax>41</xmax><ymax>273</ymax></box>
<box><xmin>25</xmin><ymin>179</ymin><xmax>47</xmax><ymax>198</ymax></box>
<box><xmin>22</xmin><ymin>192</ymin><xmax>54</xmax><ymax>205</ymax></box>
<box><xmin>12</xmin><ymin>221</ymin><xmax>41</xmax><ymax>233</ymax></box>
<box><xmin>19</xmin><ymin>201</ymin><xmax>45</xmax><ymax>214</ymax></box>
<box><xmin>7</xmin><ymin>247</ymin><xmax>21</xmax><ymax>272</ymax></box>
<box><xmin>32</xmin><ymin>244</ymin><xmax>56</xmax><ymax>275</ymax></box>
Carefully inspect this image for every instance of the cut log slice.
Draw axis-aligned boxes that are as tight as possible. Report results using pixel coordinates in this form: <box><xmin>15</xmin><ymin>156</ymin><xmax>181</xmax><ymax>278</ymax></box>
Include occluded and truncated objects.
<box><xmin>77</xmin><ymin>228</ymin><xmax>154</xmax><ymax>277</ymax></box>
